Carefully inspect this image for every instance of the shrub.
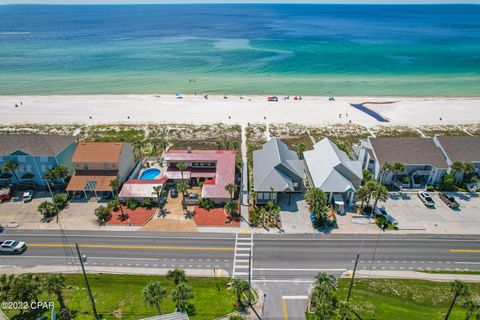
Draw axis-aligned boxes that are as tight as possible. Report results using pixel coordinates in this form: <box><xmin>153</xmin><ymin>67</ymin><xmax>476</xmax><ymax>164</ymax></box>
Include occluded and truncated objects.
<box><xmin>141</xmin><ymin>197</ymin><xmax>154</xmax><ymax>208</ymax></box>
<box><xmin>439</xmin><ymin>173</ymin><xmax>457</xmax><ymax>191</ymax></box>
<box><xmin>375</xmin><ymin>215</ymin><xmax>388</xmax><ymax>230</ymax></box>
<box><xmin>126</xmin><ymin>198</ymin><xmax>139</xmax><ymax>210</ymax></box>
<box><xmin>95</xmin><ymin>205</ymin><xmax>110</xmax><ymax>225</ymax></box>
<box><xmin>52</xmin><ymin>193</ymin><xmax>69</xmax><ymax>210</ymax></box>
<box><xmin>399</xmin><ymin>175</ymin><xmax>410</xmax><ymax>184</ymax></box>
<box><xmin>38</xmin><ymin>201</ymin><xmax>57</xmax><ymax>220</ymax></box>
<box><xmin>249</xmin><ymin>207</ymin><xmax>262</xmax><ymax>226</ymax></box>
<box><xmin>197</xmin><ymin>198</ymin><xmax>214</xmax><ymax>210</ymax></box>
<box><xmin>107</xmin><ymin>198</ymin><xmax>120</xmax><ymax>211</ymax></box>
<box><xmin>426</xmin><ymin>185</ymin><xmax>435</xmax><ymax>192</ymax></box>
<box><xmin>229</xmin><ymin>316</ymin><xmax>246</xmax><ymax>320</ymax></box>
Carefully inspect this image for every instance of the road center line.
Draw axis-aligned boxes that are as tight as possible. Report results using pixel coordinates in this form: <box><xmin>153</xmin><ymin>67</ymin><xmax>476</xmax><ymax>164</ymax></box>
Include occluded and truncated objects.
<box><xmin>449</xmin><ymin>249</ymin><xmax>480</xmax><ymax>253</ymax></box>
<box><xmin>282</xmin><ymin>298</ymin><xmax>288</xmax><ymax>320</ymax></box>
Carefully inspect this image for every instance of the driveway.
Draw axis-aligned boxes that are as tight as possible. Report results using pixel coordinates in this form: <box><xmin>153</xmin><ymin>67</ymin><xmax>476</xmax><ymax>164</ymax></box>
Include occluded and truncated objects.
<box><xmin>384</xmin><ymin>192</ymin><xmax>480</xmax><ymax>234</ymax></box>
<box><xmin>277</xmin><ymin>193</ymin><xmax>315</xmax><ymax>234</ymax></box>
<box><xmin>141</xmin><ymin>186</ymin><xmax>197</xmax><ymax>232</ymax></box>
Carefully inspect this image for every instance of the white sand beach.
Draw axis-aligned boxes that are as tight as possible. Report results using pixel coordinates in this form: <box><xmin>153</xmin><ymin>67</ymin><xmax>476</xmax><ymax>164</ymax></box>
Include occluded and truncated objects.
<box><xmin>1</xmin><ymin>95</ymin><xmax>479</xmax><ymax>127</ymax></box>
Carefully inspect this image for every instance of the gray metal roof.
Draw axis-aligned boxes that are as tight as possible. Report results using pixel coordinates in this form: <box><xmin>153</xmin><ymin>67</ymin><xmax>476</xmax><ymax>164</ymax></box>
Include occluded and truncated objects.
<box><xmin>304</xmin><ymin>138</ymin><xmax>363</xmax><ymax>193</ymax></box>
<box><xmin>140</xmin><ymin>312</ymin><xmax>189</xmax><ymax>320</ymax></box>
<box><xmin>369</xmin><ymin>137</ymin><xmax>448</xmax><ymax>169</ymax></box>
<box><xmin>253</xmin><ymin>138</ymin><xmax>304</xmax><ymax>192</ymax></box>
<box><xmin>436</xmin><ymin>136</ymin><xmax>480</xmax><ymax>163</ymax></box>
<box><xmin>0</xmin><ymin>134</ymin><xmax>76</xmax><ymax>157</ymax></box>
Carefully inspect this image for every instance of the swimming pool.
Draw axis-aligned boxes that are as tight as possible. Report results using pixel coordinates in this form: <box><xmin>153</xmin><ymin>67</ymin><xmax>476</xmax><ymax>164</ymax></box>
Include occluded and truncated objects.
<box><xmin>139</xmin><ymin>168</ymin><xmax>161</xmax><ymax>180</ymax></box>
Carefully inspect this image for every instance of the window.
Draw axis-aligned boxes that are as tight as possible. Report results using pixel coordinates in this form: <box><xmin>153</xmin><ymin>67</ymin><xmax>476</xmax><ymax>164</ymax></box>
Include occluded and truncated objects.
<box><xmin>83</xmin><ymin>164</ymin><xmax>89</xmax><ymax>170</ymax></box>
<box><xmin>41</xmin><ymin>165</ymin><xmax>47</xmax><ymax>172</ymax></box>
<box><xmin>104</xmin><ymin>163</ymin><xmax>109</xmax><ymax>169</ymax></box>
<box><xmin>40</xmin><ymin>156</ymin><xmax>49</xmax><ymax>163</ymax></box>
<box><xmin>17</xmin><ymin>156</ymin><xmax>26</xmax><ymax>162</ymax></box>
<box><xmin>257</xmin><ymin>193</ymin><xmax>264</xmax><ymax>200</ymax></box>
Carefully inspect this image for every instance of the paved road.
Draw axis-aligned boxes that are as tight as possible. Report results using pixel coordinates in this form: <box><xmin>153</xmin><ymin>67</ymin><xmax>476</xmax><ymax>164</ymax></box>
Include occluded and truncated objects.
<box><xmin>1</xmin><ymin>230</ymin><xmax>479</xmax><ymax>319</ymax></box>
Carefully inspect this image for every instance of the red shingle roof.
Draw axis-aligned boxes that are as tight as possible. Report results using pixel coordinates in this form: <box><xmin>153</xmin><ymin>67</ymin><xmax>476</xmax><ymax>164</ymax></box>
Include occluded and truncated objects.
<box><xmin>164</xmin><ymin>150</ymin><xmax>237</xmax><ymax>199</ymax></box>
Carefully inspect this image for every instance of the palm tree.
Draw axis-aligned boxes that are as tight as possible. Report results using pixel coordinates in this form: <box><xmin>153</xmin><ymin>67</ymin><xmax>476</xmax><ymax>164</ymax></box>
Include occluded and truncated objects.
<box><xmin>305</xmin><ymin>188</ymin><xmax>328</xmax><ymax>224</ymax></box>
<box><xmin>356</xmin><ymin>186</ymin><xmax>370</xmax><ymax>212</ymax></box>
<box><xmin>364</xmin><ymin>180</ymin><xmax>379</xmax><ymax>210</ymax></box>
<box><xmin>451</xmin><ymin>161</ymin><xmax>475</xmax><ymax>185</ymax></box>
<box><xmin>314</xmin><ymin>272</ymin><xmax>336</xmax><ymax>290</ymax></box>
<box><xmin>225</xmin><ymin>183</ymin><xmax>237</xmax><ymax>202</ymax></box>
<box><xmin>143</xmin><ymin>281</ymin><xmax>167</xmax><ymax>315</ymax></box>
<box><xmin>225</xmin><ymin>201</ymin><xmax>238</xmax><ymax>217</ymax></box>
<box><xmin>172</xmin><ymin>282</ymin><xmax>193</xmax><ymax>313</ymax></box>
<box><xmin>230</xmin><ymin>279</ymin><xmax>249</xmax><ymax>308</ymax></box>
<box><xmin>133</xmin><ymin>141</ymin><xmax>144</xmax><ymax>160</ymax></box>
<box><xmin>361</xmin><ymin>169</ymin><xmax>373</xmax><ymax>185</ymax></box>
<box><xmin>463</xmin><ymin>299</ymin><xmax>480</xmax><ymax>320</ymax></box>
<box><xmin>264</xmin><ymin>201</ymin><xmax>280</xmax><ymax>226</ymax></box>
<box><xmin>391</xmin><ymin>162</ymin><xmax>405</xmax><ymax>182</ymax></box>
<box><xmin>44</xmin><ymin>274</ymin><xmax>67</xmax><ymax>310</ymax></box>
<box><xmin>176</xmin><ymin>162</ymin><xmax>187</xmax><ymax>181</ymax></box>
<box><xmin>445</xmin><ymin>280</ymin><xmax>469</xmax><ymax>320</ymax></box>
<box><xmin>167</xmin><ymin>268</ymin><xmax>186</xmax><ymax>285</ymax></box>
<box><xmin>380</xmin><ymin>162</ymin><xmax>394</xmax><ymax>184</ymax></box>
<box><xmin>451</xmin><ymin>161</ymin><xmax>466</xmax><ymax>175</ymax></box>
<box><xmin>177</xmin><ymin>182</ymin><xmax>189</xmax><ymax>205</ymax></box>
<box><xmin>372</xmin><ymin>184</ymin><xmax>388</xmax><ymax>213</ymax></box>
<box><xmin>109</xmin><ymin>178</ymin><xmax>121</xmax><ymax>195</ymax></box>
<box><xmin>152</xmin><ymin>185</ymin><xmax>164</xmax><ymax>209</ymax></box>
<box><xmin>3</xmin><ymin>160</ymin><xmax>19</xmax><ymax>182</ymax></box>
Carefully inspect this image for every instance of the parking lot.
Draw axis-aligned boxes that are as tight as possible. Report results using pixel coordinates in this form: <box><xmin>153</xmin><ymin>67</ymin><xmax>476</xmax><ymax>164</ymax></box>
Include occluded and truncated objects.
<box><xmin>0</xmin><ymin>191</ymin><xmax>104</xmax><ymax>230</ymax></box>
<box><xmin>384</xmin><ymin>192</ymin><xmax>480</xmax><ymax>234</ymax></box>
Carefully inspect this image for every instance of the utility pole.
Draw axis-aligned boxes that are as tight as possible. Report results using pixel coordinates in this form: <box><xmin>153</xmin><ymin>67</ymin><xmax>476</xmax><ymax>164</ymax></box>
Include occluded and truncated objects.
<box><xmin>75</xmin><ymin>243</ymin><xmax>99</xmax><ymax>320</ymax></box>
<box><xmin>347</xmin><ymin>253</ymin><xmax>360</xmax><ymax>302</ymax></box>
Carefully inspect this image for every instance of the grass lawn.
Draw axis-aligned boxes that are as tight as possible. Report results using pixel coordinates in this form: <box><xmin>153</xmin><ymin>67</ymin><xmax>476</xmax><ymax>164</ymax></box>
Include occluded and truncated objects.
<box><xmin>6</xmin><ymin>274</ymin><xmax>238</xmax><ymax>320</ymax></box>
<box><xmin>305</xmin><ymin>278</ymin><xmax>480</xmax><ymax>320</ymax></box>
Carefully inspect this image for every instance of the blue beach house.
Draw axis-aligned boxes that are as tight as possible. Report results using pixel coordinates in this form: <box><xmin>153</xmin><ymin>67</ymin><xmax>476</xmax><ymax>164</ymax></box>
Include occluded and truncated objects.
<box><xmin>0</xmin><ymin>134</ymin><xmax>77</xmax><ymax>188</ymax></box>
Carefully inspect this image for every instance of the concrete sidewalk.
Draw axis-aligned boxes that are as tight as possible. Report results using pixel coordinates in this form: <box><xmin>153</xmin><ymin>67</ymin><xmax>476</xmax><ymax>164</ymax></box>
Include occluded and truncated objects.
<box><xmin>342</xmin><ymin>270</ymin><xmax>480</xmax><ymax>282</ymax></box>
<box><xmin>0</xmin><ymin>265</ymin><xmax>231</xmax><ymax>277</ymax></box>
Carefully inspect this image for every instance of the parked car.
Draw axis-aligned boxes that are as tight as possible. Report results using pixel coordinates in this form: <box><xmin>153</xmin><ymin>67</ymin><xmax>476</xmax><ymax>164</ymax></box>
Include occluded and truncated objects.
<box><xmin>418</xmin><ymin>191</ymin><xmax>435</xmax><ymax>208</ymax></box>
<box><xmin>170</xmin><ymin>187</ymin><xmax>178</xmax><ymax>198</ymax></box>
<box><xmin>188</xmin><ymin>193</ymin><xmax>199</xmax><ymax>199</ymax></box>
<box><xmin>375</xmin><ymin>207</ymin><xmax>399</xmax><ymax>226</ymax></box>
<box><xmin>0</xmin><ymin>240</ymin><xmax>27</xmax><ymax>254</ymax></box>
<box><xmin>267</xmin><ymin>96</ymin><xmax>278</xmax><ymax>102</ymax></box>
<box><xmin>22</xmin><ymin>190</ymin><xmax>33</xmax><ymax>202</ymax></box>
<box><xmin>0</xmin><ymin>186</ymin><xmax>13</xmax><ymax>202</ymax></box>
<box><xmin>439</xmin><ymin>192</ymin><xmax>460</xmax><ymax>209</ymax></box>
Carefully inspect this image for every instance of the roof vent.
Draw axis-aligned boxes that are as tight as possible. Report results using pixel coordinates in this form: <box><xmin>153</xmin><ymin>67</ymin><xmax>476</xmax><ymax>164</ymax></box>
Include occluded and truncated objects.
<box><xmin>187</xmin><ymin>146</ymin><xmax>192</xmax><ymax>153</ymax></box>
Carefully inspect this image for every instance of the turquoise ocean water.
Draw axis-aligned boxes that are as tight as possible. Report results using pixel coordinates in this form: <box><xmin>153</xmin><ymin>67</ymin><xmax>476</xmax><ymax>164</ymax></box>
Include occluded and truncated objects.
<box><xmin>0</xmin><ymin>4</ymin><xmax>479</xmax><ymax>96</ymax></box>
